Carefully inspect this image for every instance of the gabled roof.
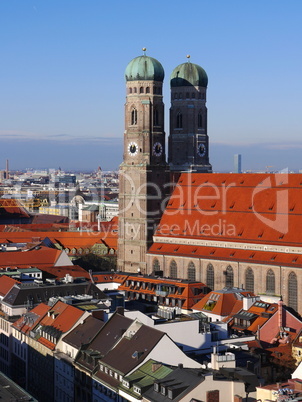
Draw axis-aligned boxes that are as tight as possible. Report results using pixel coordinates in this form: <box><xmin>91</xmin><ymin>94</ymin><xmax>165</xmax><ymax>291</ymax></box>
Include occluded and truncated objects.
<box><xmin>100</xmin><ymin>323</ymin><xmax>164</xmax><ymax>375</ymax></box>
<box><xmin>63</xmin><ymin>315</ymin><xmax>105</xmax><ymax>349</ymax></box>
<box><xmin>38</xmin><ymin>300</ymin><xmax>85</xmax><ymax>334</ymax></box>
<box><xmin>0</xmin><ymin>246</ymin><xmax>64</xmax><ymax>268</ymax></box>
<box><xmin>0</xmin><ymin>275</ymin><xmax>19</xmax><ymax>297</ymax></box>
<box><xmin>154</xmin><ymin>173</ymin><xmax>302</xmax><ymax>246</ymax></box>
<box><xmin>12</xmin><ymin>303</ymin><xmax>51</xmax><ymax>333</ymax></box>
<box><xmin>0</xmin><ymin>216</ymin><xmax>118</xmax><ymax>251</ymax></box>
<box><xmin>38</xmin><ymin>264</ymin><xmax>90</xmax><ymax>280</ymax></box>
<box><xmin>192</xmin><ymin>288</ymin><xmax>254</xmax><ymax>317</ymax></box>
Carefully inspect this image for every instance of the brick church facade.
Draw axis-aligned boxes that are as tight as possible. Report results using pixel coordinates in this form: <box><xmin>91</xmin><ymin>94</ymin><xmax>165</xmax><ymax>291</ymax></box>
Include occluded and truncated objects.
<box><xmin>118</xmin><ymin>51</ymin><xmax>302</xmax><ymax>315</ymax></box>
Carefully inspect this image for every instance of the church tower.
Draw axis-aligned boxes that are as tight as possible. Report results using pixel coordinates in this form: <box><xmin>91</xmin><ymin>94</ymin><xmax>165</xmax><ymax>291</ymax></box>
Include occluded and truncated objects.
<box><xmin>169</xmin><ymin>57</ymin><xmax>212</xmax><ymax>175</ymax></box>
<box><xmin>117</xmin><ymin>50</ymin><xmax>168</xmax><ymax>274</ymax></box>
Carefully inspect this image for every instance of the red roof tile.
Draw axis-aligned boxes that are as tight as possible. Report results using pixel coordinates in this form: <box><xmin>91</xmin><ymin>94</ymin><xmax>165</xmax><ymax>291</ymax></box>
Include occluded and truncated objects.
<box><xmin>154</xmin><ymin>173</ymin><xmax>302</xmax><ymax>246</ymax></box>
<box><xmin>0</xmin><ymin>275</ymin><xmax>19</xmax><ymax>297</ymax></box>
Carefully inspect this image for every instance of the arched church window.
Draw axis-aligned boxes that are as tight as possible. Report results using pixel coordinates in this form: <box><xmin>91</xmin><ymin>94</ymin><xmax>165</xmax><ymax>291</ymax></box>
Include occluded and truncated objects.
<box><xmin>266</xmin><ymin>269</ymin><xmax>275</xmax><ymax>294</ymax></box>
<box><xmin>153</xmin><ymin>258</ymin><xmax>160</xmax><ymax>272</ymax></box>
<box><xmin>134</xmin><ymin>87</ymin><xmax>137</xmax><ymax>93</ymax></box>
<box><xmin>140</xmin><ymin>87</ymin><xmax>144</xmax><ymax>94</ymax></box>
<box><xmin>179</xmin><ymin>93</ymin><xmax>183</xmax><ymax>99</ymax></box>
<box><xmin>158</xmin><ymin>87</ymin><xmax>162</xmax><ymax>95</ymax></box>
<box><xmin>174</xmin><ymin>93</ymin><xmax>178</xmax><ymax>99</ymax></box>
<box><xmin>176</xmin><ymin>112</ymin><xmax>183</xmax><ymax>129</ymax></box>
<box><xmin>186</xmin><ymin>92</ymin><xmax>190</xmax><ymax>99</ymax></box>
<box><xmin>187</xmin><ymin>261</ymin><xmax>196</xmax><ymax>281</ymax></box>
<box><xmin>225</xmin><ymin>265</ymin><xmax>234</xmax><ymax>288</ymax></box>
<box><xmin>146</xmin><ymin>87</ymin><xmax>150</xmax><ymax>94</ymax></box>
<box><xmin>154</xmin><ymin>109</ymin><xmax>159</xmax><ymax>126</ymax></box>
<box><xmin>192</xmin><ymin>92</ymin><xmax>195</xmax><ymax>99</ymax></box>
<box><xmin>245</xmin><ymin>267</ymin><xmax>254</xmax><ymax>292</ymax></box>
<box><xmin>131</xmin><ymin>108</ymin><xmax>137</xmax><ymax>125</ymax></box>
<box><xmin>288</xmin><ymin>272</ymin><xmax>297</xmax><ymax>311</ymax></box>
<box><xmin>198</xmin><ymin>112</ymin><xmax>203</xmax><ymax>128</ymax></box>
<box><xmin>206</xmin><ymin>264</ymin><xmax>214</xmax><ymax>290</ymax></box>
<box><xmin>169</xmin><ymin>260</ymin><xmax>177</xmax><ymax>279</ymax></box>
<box><xmin>129</xmin><ymin>88</ymin><xmax>132</xmax><ymax>94</ymax></box>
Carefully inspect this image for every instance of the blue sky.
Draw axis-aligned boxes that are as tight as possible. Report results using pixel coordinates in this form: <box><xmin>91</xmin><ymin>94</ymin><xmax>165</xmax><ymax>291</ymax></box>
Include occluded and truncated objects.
<box><xmin>1</xmin><ymin>0</ymin><xmax>302</xmax><ymax>172</ymax></box>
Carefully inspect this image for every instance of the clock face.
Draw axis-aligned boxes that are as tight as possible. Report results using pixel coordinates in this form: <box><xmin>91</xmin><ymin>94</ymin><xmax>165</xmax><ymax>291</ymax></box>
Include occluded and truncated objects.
<box><xmin>197</xmin><ymin>143</ymin><xmax>206</xmax><ymax>157</ymax></box>
<box><xmin>128</xmin><ymin>142</ymin><xmax>138</xmax><ymax>156</ymax></box>
<box><xmin>153</xmin><ymin>142</ymin><xmax>163</xmax><ymax>157</ymax></box>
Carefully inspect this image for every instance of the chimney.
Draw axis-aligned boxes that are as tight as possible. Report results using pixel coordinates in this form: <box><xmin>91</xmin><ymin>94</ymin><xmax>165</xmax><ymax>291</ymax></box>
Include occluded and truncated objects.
<box><xmin>278</xmin><ymin>296</ymin><xmax>283</xmax><ymax>334</ymax></box>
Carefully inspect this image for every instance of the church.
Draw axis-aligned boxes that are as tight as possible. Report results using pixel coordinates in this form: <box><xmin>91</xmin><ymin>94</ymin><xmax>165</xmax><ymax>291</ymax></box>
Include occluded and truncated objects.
<box><xmin>117</xmin><ymin>50</ymin><xmax>302</xmax><ymax>315</ymax></box>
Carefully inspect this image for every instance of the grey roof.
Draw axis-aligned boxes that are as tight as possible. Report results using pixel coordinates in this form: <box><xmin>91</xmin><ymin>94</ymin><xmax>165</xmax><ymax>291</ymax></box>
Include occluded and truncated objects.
<box><xmin>63</xmin><ymin>315</ymin><xmax>105</xmax><ymax>348</ymax></box>
<box><xmin>2</xmin><ymin>281</ymin><xmax>105</xmax><ymax>307</ymax></box>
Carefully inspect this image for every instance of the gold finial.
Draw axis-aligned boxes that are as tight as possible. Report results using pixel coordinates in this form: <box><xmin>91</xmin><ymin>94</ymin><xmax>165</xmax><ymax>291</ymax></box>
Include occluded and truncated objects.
<box><xmin>186</xmin><ymin>54</ymin><xmax>191</xmax><ymax>62</ymax></box>
<box><xmin>142</xmin><ymin>47</ymin><xmax>147</xmax><ymax>55</ymax></box>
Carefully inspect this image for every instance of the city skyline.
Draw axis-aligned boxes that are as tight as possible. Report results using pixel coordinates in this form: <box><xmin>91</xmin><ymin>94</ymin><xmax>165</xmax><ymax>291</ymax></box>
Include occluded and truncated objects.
<box><xmin>1</xmin><ymin>0</ymin><xmax>302</xmax><ymax>171</ymax></box>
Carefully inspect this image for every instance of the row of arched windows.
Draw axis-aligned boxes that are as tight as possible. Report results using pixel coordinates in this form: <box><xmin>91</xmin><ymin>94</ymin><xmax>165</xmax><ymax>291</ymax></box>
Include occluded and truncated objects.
<box><xmin>130</xmin><ymin>108</ymin><xmax>159</xmax><ymax>126</ymax></box>
<box><xmin>152</xmin><ymin>258</ymin><xmax>298</xmax><ymax>311</ymax></box>
<box><xmin>129</xmin><ymin>86</ymin><xmax>162</xmax><ymax>95</ymax></box>
<box><xmin>175</xmin><ymin>112</ymin><xmax>204</xmax><ymax>129</ymax></box>
<box><xmin>173</xmin><ymin>92</ymin><xmax>205</xmax><ymax>100</ymax></box>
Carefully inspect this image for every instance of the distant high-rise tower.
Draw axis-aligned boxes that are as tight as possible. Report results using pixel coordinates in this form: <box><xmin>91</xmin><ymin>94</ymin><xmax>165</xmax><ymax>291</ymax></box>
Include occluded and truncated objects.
<box><xmin>169</xmin><ymin>56</ymin><xmax>212</xmax><ymax>175</ymax></box>
<box><xmin>234</xmin><ymin>154</ymin><xmax>242</xmax><ymax>173</ymax></box>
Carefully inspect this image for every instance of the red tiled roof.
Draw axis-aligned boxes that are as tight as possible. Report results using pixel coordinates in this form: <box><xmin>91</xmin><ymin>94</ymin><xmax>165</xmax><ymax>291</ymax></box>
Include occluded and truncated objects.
<box><xmin>39</xmin><ymin>300</ymin><xmax>84</xmax><ymax>333</ymax></box>
<box><xmin>0</xmin><ymin>216</ymin><xmax>118</xmax><ymax>251</ymax></box>
<box><xmin>154</xmin><ymin>173</ymin><xmax>302</xmax><ymax>246</ymax></box>
<box><xmin>38</xmin><ymin>265</ymin><xmax>90</xmax><ymax>280</ymax></box>
<box><xmin>38</xmin><ymin>336</ymin><xmax>56</xmax><ymax>350</ymax></box>
<box><xmin>12</xmin><ymin>303</ymin><xmax>51</xmax><ymax>334</ymax></box>
<box><xmin>148</xmin><ymin>242</ymin><xmax>302</xmax><ymax>269</ymax></box>
<box><xmin>0</xmin><ymin>275</ymin><xmax>19</xmax><ymax>297</ymax></box>
<box><xmin>0</xmin><ymin>246</ymin><xmax>63</xmax><ymax>268</ymax></box>
<box><xmin>192</xmin><ymin>289</ymin><xmax>254</xmax><ymax>316</ymax></box>
<box><xmin>0</xmin><ymin>199</ymin><xmax>31</xmax><ymax>218</ymax></box>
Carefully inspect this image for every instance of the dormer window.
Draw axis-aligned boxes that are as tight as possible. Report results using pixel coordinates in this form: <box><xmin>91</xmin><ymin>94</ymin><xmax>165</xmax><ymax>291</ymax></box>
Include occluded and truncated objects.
<box><xmin>154</xmin><ymin>383</ymin><xmax>159</xmax><ymax>392</ymax></box>
<box><xmin>134</xmin><ymin>386</ymin><xmax>141</xmax><ymax>395</ymax></box>
<box><xmin>161</xmin><ymin>385</ymin><xmax>166</xmax><ymax>395</ymax></box>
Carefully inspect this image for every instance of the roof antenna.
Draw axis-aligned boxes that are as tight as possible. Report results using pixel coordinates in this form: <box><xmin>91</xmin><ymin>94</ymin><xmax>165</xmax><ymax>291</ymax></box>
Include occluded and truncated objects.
<box><xmin>142</xmin><ymin>47</ymin><xmax>147</xmax><ymax>55</ymax></box>
<box><xmin>186</xmin><ymin>54</ymin><xmax>191</xmax><ymax>63</ymax></box>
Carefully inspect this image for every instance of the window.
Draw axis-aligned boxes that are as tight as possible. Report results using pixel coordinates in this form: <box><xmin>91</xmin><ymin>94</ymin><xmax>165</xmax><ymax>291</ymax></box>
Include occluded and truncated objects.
<box><xmin>206</xmin><ymin>264</ymin><xmax>214</xmax><ymax>290</ymax></box>
<box><xmin>288</xmin><ymin>272</ymin><xmax>297</xmax><ymax>311</ymax></box>
<box><xmin>198</xmin><ymin>112</ymin><xmax>203</xmax><ymax>128</ymax></box>
<box><xmin>140</xmin><ymin>87</ymin><xmax>144</xmax><ymax>93</ymax></box>
<box><xmin>153</xmin><ymin>258</ymin><xmax>160</xmax><ymax>271</ymax></box>
<box><xmin>187</xmin><ymin>261</ymin><xmax>196</xmax><ymax>281</ymax></box>
<box><xmin>176</xmin><ymin>112</ymin><xmax>182</xmax><ymax>128</ymax></box>
<box><xmin>225</xmin><ymin>265</ymin><xmax>234</xmax><ymax>288</ymax></box>
<box><xmin>154</xmin><ymin>108</ymin><xmax>159</xmax><ymax>126</ymax></box>
<box><xmin>134</xmin><ymin>87</ymin><xmax>137</xmax><ymax>93</ymax></box>
<box><xmin>129</xmin><ymin>88</ymin><xmax>132</xmax><ymax>94</ymax></box>
<box><xmin>146</xmin><ymin>87</ymin><xmax>150</xmax><ymax>94</ymax></box>
<box><xmin>131</xmin><ymin>108</ymin><xmax>137</xmax><ymax>125</ymax></box>
<box><xmin>266</xmin><ymin>269</ymin><xmax>275</xmax><ymax>294</ymax></box>
<box><xmin>170</xmin><ymin>260</ymin><xmax>177</xmax><ymax>279</ymax></box>
<box><xmin>245</xmin><ymin>267</ymin><xmax>254</xmax><ymax>292</ymax></box>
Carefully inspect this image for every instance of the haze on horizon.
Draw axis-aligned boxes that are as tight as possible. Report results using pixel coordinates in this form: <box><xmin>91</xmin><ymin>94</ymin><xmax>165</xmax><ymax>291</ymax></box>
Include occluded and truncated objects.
<box><xmin>1</xmin><ymin>0</ymin><xmax>302</xmax><ymax>172</ymax></box>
